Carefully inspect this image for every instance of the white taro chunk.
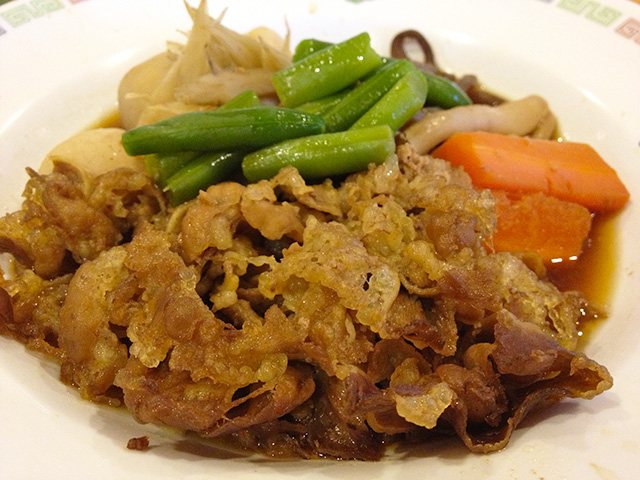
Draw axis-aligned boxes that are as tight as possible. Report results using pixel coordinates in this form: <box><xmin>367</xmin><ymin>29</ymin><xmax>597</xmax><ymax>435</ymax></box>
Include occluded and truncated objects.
<box><xmin>39</xmin><ymin>128</ymin><xmax>145</xmax><ymax>177</ymax></box>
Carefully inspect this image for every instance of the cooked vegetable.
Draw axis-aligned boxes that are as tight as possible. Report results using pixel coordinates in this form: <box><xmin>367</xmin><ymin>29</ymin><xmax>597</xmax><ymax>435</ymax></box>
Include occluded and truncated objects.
<box><xmin>292</xmin><ymin>38</ymin><xmax>332</xmax><ymax>62</ymax></box>
<box><xmin>390</xmin><ymin>29</ymin><xmax>478</xmax><ymax>108</ymax></box>
<box><xmin>296</xmin><ymin>89</ymin><xmax>351</xmax><ymax>115</ymax></box>
<box><xmin>492</xmin><ymin>190</ymin><xmax>593</xmax><ymax>263</ymax></box>
<box><xmin>422</xmin><ymin>71</ymin><xmax>471</xmax><ymax>108</ymax></box>
<box><xmin>350</xmin><ymin>68</ymin><xmax>428</xmax><ymax>131</ymax></box>
<box><xmin>118</xmin><ymin>0</ymin><xmax>290</xmax><ymax>129</ymax></box>
<box><xmin>144</xmin><ymin>151</ymin><xmax>199</xmax><ymax>188</ymax></box>
<box><xmin>217</xmin><ymin>89</ymin><xmax>261</xmax><ymax>110</ymax></box>
<box><xmin>272</xmin><ymin>32</ymin><xmax>383</xmax><ymax>108</ymax></box>
<box><xmin>39</xmin><ymin>127</ymin><xmax>143</xmax><ymax>176</ymax></box>
<box><xmin>242</xmin><ymin>125</ymin><xmax>395</xmax><ymax>182</ymax></box>
<box><xmin>293</xmin><ymin>38</ymin><xmax>470</xmax><ymax>111</ymax></box>
<box><xmin>121</xmin><ymin>107</ymin><xmax>325</xmax><ymax>156</ymax></box>
<box><xmin>164</xmin><ymin>151</ymin><xmax>243</xmax><ymax>206</ymax></box>
<box><xmin>323</xmin><ymin>59</ymin><xmax>418</xmax><ymax>132</ymax></box>
<box><xmin>405</xmin><ymin>96</ymin><xmax>555</xmax><ymax>154</ymax></box>
<box><xmin>142</xmin><ymin>90</ymin><xmax>261</xmax><ymax>190</ymax></box>
<box><xmin>431</xmin><ymin>131</ymin><xmax>629</xmax><ymax>212</ymax></box>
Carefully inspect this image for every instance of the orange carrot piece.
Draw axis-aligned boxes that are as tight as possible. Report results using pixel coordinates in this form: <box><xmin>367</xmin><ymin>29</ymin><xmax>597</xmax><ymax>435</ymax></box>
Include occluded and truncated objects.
<box><xmin>491</xmin><ymin>190</ymin><xmax>593</xmax><ymax>263</ymax></box>
<box><xmin>431</xmin><ymin>131</ymin><xmax>629</xmax><ymax>212</ymax></box>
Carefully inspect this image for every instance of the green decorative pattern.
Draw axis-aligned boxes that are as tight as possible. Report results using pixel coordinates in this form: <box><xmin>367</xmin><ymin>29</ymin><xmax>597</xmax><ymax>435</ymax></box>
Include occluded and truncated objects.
<box><xmin>0</xmin><ymin>0</ymin><xmax>637</xmax><ymax>48</ymax></box>
<box><xmin>557</xmin><ymin>0</ymin><xmax>622</xmax><ymax>25</ymax></box>
<box><xmin>0</xmin><ymin>0</ymin><xmax>63</xmax><ymax>27</ymax></box>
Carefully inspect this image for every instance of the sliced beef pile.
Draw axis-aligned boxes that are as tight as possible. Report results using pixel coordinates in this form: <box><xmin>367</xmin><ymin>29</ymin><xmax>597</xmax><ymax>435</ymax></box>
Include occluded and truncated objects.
<box><xmin>0</xmin><ymin>141</ymin><xmax>612</xmax><ymax>459</ymax></box>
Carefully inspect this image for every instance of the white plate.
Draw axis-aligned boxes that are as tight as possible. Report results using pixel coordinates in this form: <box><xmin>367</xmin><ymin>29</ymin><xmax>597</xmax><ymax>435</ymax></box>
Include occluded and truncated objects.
<box><xmin>1</xmin><ymin>0</ymin><xmax>640</xmax><ymax>478</ymax></box>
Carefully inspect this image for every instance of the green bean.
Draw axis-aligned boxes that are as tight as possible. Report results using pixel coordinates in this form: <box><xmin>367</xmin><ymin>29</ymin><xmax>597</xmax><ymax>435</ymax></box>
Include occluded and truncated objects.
<box><xmin>296</xmin><ymin>89</ymin><xmax>351</xmax><ymax>116</ymax></box>
<box><xmin>272</xmin><ymin>32</ymin><xmax>383</xmax><ymax>108</ymax></box>
<box><xmin>293</xmin><ymin>38</ymin><xmax>393</xmax><ymax>77</ymax></box>
<box><xmin>140</xmin><ymin>91</ymin><xmax>259</xmax><ymax>188</ymax></box>
<box><xmin>164</xmin><ymin>152</ymin><xmax>243</xmax><ymax>206</ymax></box>
<box><xmin>322</xmin><ymin>59</ymin><xmax>416</xmax><ymax>132</ymax></box>
<box><xmin>142</xmin><ymin>91</ymin><xmax>262</xmax><ymax>187</ymax></box>
<box><xmin>350</xmin><ymin>68</ymin><xmax>428</xmax><ymax>132</ymax></box>
<box><xmin>121</xmin><ymin>107</ymin><xmax>325</xmax><ymax>156</ymax></box>
<box><xmin>144</xmin><ymin>151</ymin><xmax>200</xmax><ymax>188</ymax></box>
<box><xmin>292</xmin><ymin>38</ymin><xmax>333</xmax><ymax>62</ymax></box>
<box><xmin>290</xmin><ymin>34</ymin><xmax>471</xmax><ymax>110</ymax></box>
<box><xmin>422</xmin><ymin>71</ymin><xmax>472</xmax><ymax>108</ymax></box>
<box><xmin>242</xmin><ymin>125</ymin><xmax>395</xmax><ymax>182</ymax></box>
<box><xmin>373</xmin><ymin>59</ymin><xmax>471</xmax><ymax>108</ymax></box>
<box><xmin>217</xmin><ymin>89</ymin><xmax>261</xmax><ymax>110</ymax></box>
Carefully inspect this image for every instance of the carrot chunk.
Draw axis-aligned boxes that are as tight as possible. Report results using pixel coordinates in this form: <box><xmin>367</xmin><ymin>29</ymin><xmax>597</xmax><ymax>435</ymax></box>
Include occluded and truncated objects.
<box><xmin>491</xmin><ymin>190</ymin><xmax>593</xmax><ymax>263</ymax></box>
<box><xmin>431</xmin><ymin>131</ymin><xmax>629</xmax><ymax>212</ymax></box>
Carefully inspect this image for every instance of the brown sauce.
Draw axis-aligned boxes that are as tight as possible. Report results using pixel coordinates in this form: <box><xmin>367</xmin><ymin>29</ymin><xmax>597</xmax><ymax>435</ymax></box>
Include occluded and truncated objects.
<box><xmin>547</xmin><ymin>212</ymin><xmax>620</xmax><ymax>340</ymax></box>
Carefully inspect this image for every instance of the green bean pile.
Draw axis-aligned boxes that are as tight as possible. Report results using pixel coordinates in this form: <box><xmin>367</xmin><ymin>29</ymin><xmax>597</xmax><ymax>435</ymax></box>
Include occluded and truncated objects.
<box><xmin>121</xmin><ymin>32</ymin><xmax>472</xmax><ymax>205</ymax></box>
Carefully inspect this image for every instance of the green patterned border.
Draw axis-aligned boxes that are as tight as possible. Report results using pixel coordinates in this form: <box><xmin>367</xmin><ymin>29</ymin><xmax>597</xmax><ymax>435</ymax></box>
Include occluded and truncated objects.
<box><xmin>553</xmin><ymin>0</ymin><xmax>640</xmax><ymax>44</ymax></box>
<box><xmin>1</xmin><ymin>0</ymin><xmax>64</xmax><ymax>28</ymax></box>
<box><xmin>0</xmin><ymin>0</ymin><xmax>638</xmax><ymax>46</ymax></box>
<box><xmin>0</xmin><ymin>0</ymin><xmax>92</xmax><ymax>36</ymax></box>
<box><xmin>557</xmin><ymin>0</ymin><xmax>622</xmax><ymax>25</ymax></box>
